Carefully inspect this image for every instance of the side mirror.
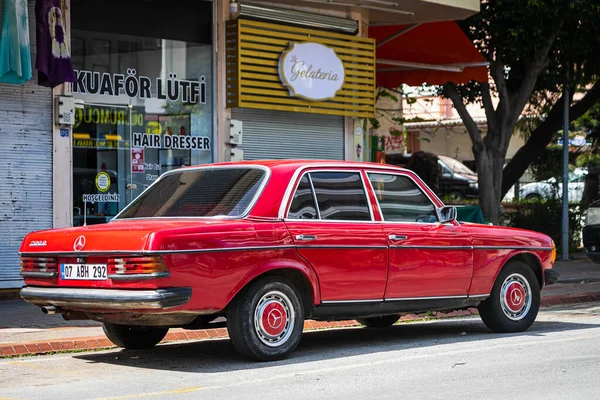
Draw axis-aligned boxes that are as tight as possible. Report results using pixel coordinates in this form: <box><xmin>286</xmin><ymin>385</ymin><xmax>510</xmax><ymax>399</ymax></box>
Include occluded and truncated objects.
<box><xmin>439</xmin><ymin>206</ymin><xmax>457</xmax><ymax>224</ymax></box>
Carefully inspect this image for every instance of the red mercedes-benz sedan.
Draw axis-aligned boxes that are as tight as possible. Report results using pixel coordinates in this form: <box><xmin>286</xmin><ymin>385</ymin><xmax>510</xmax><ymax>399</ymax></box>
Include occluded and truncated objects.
<box><xmin>19</xmin><ymin>160</ymin><xmax>559</xmax><ymax>361</ymax></box>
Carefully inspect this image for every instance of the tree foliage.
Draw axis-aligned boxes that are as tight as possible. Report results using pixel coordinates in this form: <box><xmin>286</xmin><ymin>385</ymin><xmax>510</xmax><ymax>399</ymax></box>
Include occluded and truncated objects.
<box><xmin>444</xmin><ymin>0</ymin><xmax>600</xmax><ymax>223</ymax></box>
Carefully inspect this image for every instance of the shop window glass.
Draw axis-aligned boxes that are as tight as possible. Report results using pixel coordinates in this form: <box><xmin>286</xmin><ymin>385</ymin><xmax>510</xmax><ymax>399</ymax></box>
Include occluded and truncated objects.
<box><xmin>310</xmin><ymin>172</ymin><xmax>371</xmax><ymax>221</ymax></box>
<box><xmin>70</xmin><ymin>1</ymin><xmax>213</xmax><ymax>226</ymax></box>
<box><xmin>368</xmin><ymin>173</ymin><xmax>438</xmax><ymax>223</ymax></box>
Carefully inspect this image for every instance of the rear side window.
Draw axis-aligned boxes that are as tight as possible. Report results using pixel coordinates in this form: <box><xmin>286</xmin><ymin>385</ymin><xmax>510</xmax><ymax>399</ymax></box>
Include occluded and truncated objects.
<box><xmin>288</xmin><ymin>175</ymin><xmax>318</xmax><ymax>219</ymax></box>
<box><xmin>310</xmin><ymin>172</ymin><xmax>371</xmax><ymax>221</ymax></box>
<box><xmin>368</xmin><ymin>173</ymin><xmax>438</xmax><ymax>223</ymax></box>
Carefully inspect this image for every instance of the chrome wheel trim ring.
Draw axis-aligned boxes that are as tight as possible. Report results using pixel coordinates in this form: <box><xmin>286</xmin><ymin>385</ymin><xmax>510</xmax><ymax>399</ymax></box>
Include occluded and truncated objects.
<box><xmin>254</xmin><ymin>290</ymin><xmax>295</xmax><ymax>347</ymax></box>
<box><xmin>499</xmin><ymin>273</ymin><xmax>532</xmax><ymax>321</ymax></box>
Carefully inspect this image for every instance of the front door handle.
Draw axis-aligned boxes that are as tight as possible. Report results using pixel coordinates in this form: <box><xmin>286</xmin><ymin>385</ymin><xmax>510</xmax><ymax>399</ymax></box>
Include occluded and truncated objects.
<box><xmin>295</xmin><ymin>234</ymin><xmax>317</xmax><ymax>241</ymax></box>
<box><xmin>388</xmin><ymin>234</ymin><xmax>408</xmax><ymax>241</ymax></box>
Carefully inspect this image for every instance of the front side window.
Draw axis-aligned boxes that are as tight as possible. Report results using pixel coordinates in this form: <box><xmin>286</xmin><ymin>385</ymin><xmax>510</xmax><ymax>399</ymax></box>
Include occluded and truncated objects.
<box><xmin>310</xmin><ymin>172</ymin><xmax>371</xmax><ymax>221</ymax></box>
<box><xmin>117</xmin><ymin>168</ymin><xmax>265</xmax><ymax>219</ymax></box>
<box><xmin>368</xmin><ymin>173</ymin><xmax>438</xmax><ymax>223</ymax></box>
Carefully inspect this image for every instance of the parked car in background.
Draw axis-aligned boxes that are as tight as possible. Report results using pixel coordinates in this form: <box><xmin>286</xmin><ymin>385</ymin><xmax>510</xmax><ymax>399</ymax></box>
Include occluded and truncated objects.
<box><xmin>19</xmin><ymin>160</ymin><xmax>558</xmax><ymax>361</ymax></box>
<box><xmin>517</xmin><ymin>168</ymin><xmax>587</xmax><ymax>202</ymax></box>
<box><xmin>583</xmin><ymin>199</ymin><xmax>600</xmax><ymax>263</ymax></box>
<box><xmin>387</xmin><ymin>154</ymin><xmax>478</xmax><ymax>200</ymax></box>
<box><xmin>438</xmin><ymin>155</ymin><xmax>478</xmax><ymax>200</ymax></box>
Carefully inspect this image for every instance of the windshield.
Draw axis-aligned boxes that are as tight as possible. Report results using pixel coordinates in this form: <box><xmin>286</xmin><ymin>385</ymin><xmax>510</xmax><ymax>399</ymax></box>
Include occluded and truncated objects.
<box><xmin>439</xmin><ymin>156</ymin><xmax>477</xmax><ymax>176</ymax></box>
<box><xmin>116</xmin><ymin>168</ymin><xmax>267</xmax><ymax>219</ymax></box>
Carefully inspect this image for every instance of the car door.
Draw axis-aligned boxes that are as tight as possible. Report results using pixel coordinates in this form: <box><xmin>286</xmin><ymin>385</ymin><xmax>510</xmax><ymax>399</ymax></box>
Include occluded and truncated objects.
<box><xmin>284</xmin><ymin>170</ymin><xmax>388</xmax><ymax>302</ymax></box>
<box><xmin>366</xmin><ymin>171</ymin><xmax>473</xmax><ymax>299</ymax></box>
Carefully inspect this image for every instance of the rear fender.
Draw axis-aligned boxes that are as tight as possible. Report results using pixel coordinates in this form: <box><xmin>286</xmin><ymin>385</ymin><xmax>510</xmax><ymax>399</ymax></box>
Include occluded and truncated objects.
<box><xmin>226</xmin><ymin>255</ymin><xmax>321</xmax><ymax>307</ymax></box>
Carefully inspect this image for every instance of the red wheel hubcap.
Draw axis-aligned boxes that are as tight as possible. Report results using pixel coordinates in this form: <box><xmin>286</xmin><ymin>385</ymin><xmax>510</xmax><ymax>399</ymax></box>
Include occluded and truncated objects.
<box><xmin>504</xmin><ymin>282</ymin><xmax>526</xmax><ymax>312</ymax></box>
<box><xmin>260</xmin><ymin>301</ymin><xmax>287</xmax><ymax>337</ymax></box>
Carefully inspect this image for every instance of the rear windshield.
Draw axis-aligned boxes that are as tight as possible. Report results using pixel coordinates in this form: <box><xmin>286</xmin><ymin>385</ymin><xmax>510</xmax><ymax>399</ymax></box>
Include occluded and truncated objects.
<box><xmin>116</xmin><ymin>168</ymin><xmax>267</xmax><ymax>219</ymax></box>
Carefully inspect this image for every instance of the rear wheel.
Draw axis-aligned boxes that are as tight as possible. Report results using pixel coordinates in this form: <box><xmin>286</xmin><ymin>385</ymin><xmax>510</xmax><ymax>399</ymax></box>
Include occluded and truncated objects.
<box><xmin>102</xmin><ymin>323</ymin><xmax>169</xmax><ymax>349</ymax></box>
<box><xmin>478</xmin><ymin>261</ymin><xmax>540</xmax><ymax>333</ymax></box>
<box><xmin>227</xmin><ymin>276</ymin><xmax>304</xmax><ymax>361</ymax></box>
<box><xmin>357</xmin><ymin>315</ymin><xmax>400</xmax><ymax>328</ymax></box>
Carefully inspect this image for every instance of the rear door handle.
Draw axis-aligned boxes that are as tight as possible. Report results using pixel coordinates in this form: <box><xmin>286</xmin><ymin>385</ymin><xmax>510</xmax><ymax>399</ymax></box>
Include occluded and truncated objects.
<box><xmin>295</xmin><ymin>234</ymin><xmax>317</xmax><ymax>241</ymax></box>
<box><xmin>388</xmin><ymin>234</ymin><xmax>408</xmax><ymax>241</ymax></box>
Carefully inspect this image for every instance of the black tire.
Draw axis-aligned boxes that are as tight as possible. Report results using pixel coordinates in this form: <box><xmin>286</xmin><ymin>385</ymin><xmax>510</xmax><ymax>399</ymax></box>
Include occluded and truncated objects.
<box><xmin>227</xmin><ymin>276</ymin><xmax>304</xmax><ymax>361</ymax></box>
<box><xmin>478</xmin><ymin>260</ymin><xmax>540</xmax><ymax>333</ymax></box>
<box><xmin>102</xmin><ymin>323</ymin><xmax>169</xmax><ymax>349</ymax></box>
<box><xmin>357</xmin><ymin>315</ymin><xmax>400</xmax><ymax>328</ymax></box>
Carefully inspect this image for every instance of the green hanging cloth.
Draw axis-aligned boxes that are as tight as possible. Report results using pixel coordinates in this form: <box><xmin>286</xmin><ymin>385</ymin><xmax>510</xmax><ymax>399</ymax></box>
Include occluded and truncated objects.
<box><xmin>0</xmin><ymin>0</ymin><xmax>32</xmax><ymax>84</ymax></box>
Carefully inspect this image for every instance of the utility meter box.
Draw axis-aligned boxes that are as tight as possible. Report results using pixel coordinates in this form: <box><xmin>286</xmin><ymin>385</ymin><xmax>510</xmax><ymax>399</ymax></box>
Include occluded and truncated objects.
<box><xmin>56</xmin><ymin>96</ymin><xmax>76</xmax><ymax>125</ymax></box>
<box><xmin>230</xmin><ymin>147</ymin><xmax>244</xmax><ymax>162</ymax></box>
<box><xmin>229</xmin><ymin>119</ymin><xmax>243</xmax><ymax>146</ymax></box>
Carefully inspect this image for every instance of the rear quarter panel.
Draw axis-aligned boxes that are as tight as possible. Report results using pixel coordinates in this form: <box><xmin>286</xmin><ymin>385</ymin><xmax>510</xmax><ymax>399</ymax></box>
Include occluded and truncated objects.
<box><xmin>152</xmin><ymin>221</ymin><xmax>320</xmax><ymax>312</ymax></box>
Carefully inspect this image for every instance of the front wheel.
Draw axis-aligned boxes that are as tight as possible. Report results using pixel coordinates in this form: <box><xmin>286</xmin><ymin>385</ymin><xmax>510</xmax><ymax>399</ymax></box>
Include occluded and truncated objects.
<box><xmin>227</xmin><ymin>276</ymin><xmax>305</xmax><ymax>361</ymax></box>
<box><xmin>357</xmin><ymin>315</ymin><xmax>400</xmax><ymax>328</ymax></box>
<box><xmin>478</xmin><ymin>261</ymin><xmax>540</xmax><ymax>333</ymax></box>
<box><xmin>102</xmin><ymin>323</ymin><xmax>169</xmax><ymax>349</ymax></box>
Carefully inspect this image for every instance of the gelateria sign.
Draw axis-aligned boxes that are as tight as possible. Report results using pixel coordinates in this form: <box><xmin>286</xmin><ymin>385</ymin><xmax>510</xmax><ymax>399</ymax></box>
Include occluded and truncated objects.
<box><xmin>278</xmin><ymin>42</ymin><xmax>345</xmax><ymax>101</ymax></box>
<box><xmin>72</xmin><ymin>69</ymin><xmax>207</xmax><ymax>104</ymax></box>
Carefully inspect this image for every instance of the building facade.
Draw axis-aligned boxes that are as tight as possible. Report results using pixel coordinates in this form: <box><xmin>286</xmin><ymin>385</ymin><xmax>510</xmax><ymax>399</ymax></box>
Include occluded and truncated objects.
<box><xmin>0</xmin><ymin>0</ymin><xmax>480</xmax><ymax>289</ymax></box>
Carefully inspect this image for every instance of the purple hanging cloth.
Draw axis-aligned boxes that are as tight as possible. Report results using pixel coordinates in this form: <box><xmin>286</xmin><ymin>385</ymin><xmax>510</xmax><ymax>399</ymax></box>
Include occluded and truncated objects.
<box><xmin>35</xmin><ymin>0</ymin><xmax>75</xmax><ymax>88</ymax></box>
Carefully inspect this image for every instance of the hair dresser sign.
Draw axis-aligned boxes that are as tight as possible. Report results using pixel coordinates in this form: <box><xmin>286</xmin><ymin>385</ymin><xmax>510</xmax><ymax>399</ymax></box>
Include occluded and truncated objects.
<box><xmin>279</xmin><ymin>42</ymin><xmax>345</xmax><ymax>101</ymax></box>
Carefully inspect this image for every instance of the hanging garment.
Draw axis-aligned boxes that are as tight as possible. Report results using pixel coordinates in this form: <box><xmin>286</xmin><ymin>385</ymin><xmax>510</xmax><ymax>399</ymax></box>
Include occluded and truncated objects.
<box><xmin>35</xmin><ymin>0</ymin><xmax>75</xmax><ymax>87</ymax></box>
<box><xmin>0</xmin><ymin>0</ymin><xmax>32</xmax><ymax>84</ymax></box>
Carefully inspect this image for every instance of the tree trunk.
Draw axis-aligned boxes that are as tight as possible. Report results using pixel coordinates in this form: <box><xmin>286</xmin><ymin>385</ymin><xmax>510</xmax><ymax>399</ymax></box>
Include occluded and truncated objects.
<box><xmin>473</xmin><ymin>145</ymin><xmax>506</xmax><ymax>225</ymax></box>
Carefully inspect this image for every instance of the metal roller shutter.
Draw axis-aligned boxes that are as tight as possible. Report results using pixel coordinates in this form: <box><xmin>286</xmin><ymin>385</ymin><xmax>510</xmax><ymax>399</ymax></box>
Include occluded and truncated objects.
<box><xmin>0</xmin><ymin>0</ymin><xmax>53</xmax><ymax>288</ymax></box>
<box><xmin>231</xmin><ymin>108</ymin><xmax>344</xmax><ymax>160</ymax></box>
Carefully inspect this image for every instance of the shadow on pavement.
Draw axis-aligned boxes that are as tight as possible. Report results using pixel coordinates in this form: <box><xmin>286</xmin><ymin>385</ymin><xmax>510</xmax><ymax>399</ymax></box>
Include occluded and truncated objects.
<box><xmin>76</xmin><ymin>317</ymin><xmax>600</xmax><ymax>373</ymax></box>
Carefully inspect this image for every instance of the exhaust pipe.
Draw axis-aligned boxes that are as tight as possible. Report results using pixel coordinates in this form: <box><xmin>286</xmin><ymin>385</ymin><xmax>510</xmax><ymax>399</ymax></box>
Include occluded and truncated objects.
<box><xmin>41</xmin><ymin>306</ymin><xmax>57</xmax><ymax>315</ymax></box>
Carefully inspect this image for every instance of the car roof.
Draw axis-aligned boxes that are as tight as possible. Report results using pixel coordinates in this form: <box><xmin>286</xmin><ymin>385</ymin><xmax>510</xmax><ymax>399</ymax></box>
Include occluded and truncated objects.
<box><xmin>184</xmin><ymin>159</ymin><xmax>411</xmax><ymax>173</ymax></box>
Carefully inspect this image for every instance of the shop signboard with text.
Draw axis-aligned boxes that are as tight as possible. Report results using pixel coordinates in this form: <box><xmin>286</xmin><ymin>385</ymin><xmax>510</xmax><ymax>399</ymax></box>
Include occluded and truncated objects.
<box><xmin>226</xmin><ymin>19</ymin><xmax>375</xmax><ymax>118</ymax></box>
<box><xmin>279</xmin><ymin>42</ymin><xmax>345</xmax><ymax>101</ymax></box>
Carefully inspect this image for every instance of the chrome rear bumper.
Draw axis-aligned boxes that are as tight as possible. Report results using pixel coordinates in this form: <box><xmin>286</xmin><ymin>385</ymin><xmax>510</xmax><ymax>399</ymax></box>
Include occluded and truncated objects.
<box><xmin>20</xmin><ymin>287</ymin><xmax>192</xmax><ymax>310</ymax></box>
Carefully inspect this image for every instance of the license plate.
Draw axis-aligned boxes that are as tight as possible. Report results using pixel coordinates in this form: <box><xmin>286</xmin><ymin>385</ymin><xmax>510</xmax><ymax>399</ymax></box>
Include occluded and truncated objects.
<box><xmin>60</xmin><ymin>264</ymin><xmax>108</xmax><ymax>280</ymax></box>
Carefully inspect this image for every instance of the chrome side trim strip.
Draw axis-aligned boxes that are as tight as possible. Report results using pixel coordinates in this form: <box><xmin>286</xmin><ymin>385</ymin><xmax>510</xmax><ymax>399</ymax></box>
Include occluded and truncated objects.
<box><xmin>467</xmin><ymin>294</ymin><xmax>490</xmax><ymax>299</ymax></box>
<box><xmin>474</xmin><ymin>246</ymin><xmax>554</xmax><ymax>251</ymax></box>
<box><xmin>296</xmin><ymin>245</ymin><xmax>388</xmax><ymax>250</ymax></box>
<box><xmin>108</xmin><ymin>272</ymin><xmax>170</xmax><ymax>280</ymax></box>
<box><xmin>390</xmin><ymin>245</ymin><xmax>473</xmax><ymax>250</ymax></box>
<box><xmin>384</xmin><ymin>295</ymin><xmax>468</xmax><ymax>301</ymax></box>
<box><xmin>321</xmin><ymin>299</ymin><xmax>383</xmax><ymax>304</ymax></box>
<box><xmin>21</xmin><ymin>245</ymin><xmax>296</xmax><ymax>257</ymax></box>
<box><xmin>20</xmin><ymin>271</ymin><xmax>58</xmax><ymax>278</ymax></box>
<box><xmin>23</xmin><ymin>244</ymin><xmax>549</xmax><ymax>257</ymax></box>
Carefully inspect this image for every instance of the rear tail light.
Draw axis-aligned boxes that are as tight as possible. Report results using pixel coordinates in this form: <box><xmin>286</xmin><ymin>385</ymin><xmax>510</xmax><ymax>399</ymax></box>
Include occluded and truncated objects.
<box><xmin>107</xmin><ymin>256</ymin><xmax>169</xmax><ymax>280</ymax></box>
<box><xmin>20</xmin><ymin>257</ymin><xmax>58</xmax><ymax>278</ymax></box>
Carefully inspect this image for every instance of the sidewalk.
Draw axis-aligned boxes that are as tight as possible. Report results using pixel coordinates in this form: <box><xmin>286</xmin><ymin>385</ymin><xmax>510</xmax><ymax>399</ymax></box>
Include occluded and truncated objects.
<box><xmin>1</xmin><ymin>258</ymin><xmax>599</xmax><ymax>358</ymax></box>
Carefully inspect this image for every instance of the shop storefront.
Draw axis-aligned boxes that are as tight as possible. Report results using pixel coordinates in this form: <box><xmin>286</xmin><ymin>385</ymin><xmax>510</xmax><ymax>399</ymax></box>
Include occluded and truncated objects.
<box><xmin>69</xmin><ymin>0</ymin><xmax>214</xmax><ymax>225</ymax></box>
<box><xmin>225</xmin><ymin>14</ymin><xmax>375</xmax><ymax>161</ymax></box>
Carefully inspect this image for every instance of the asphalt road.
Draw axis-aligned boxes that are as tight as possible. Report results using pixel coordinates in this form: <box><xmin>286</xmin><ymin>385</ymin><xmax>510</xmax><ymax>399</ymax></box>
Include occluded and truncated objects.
<box><xmin>1</xmin><ymin>303</ymin><xmax>600</xmax><ymax>400</ymax></box>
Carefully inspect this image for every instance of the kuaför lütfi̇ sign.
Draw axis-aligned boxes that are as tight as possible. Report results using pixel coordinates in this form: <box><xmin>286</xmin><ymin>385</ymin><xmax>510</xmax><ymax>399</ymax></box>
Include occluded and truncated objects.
<box><xmin>279</xmin><ymin>42</ymin><xmax>345</xmax><ymax>101</ymax></box>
